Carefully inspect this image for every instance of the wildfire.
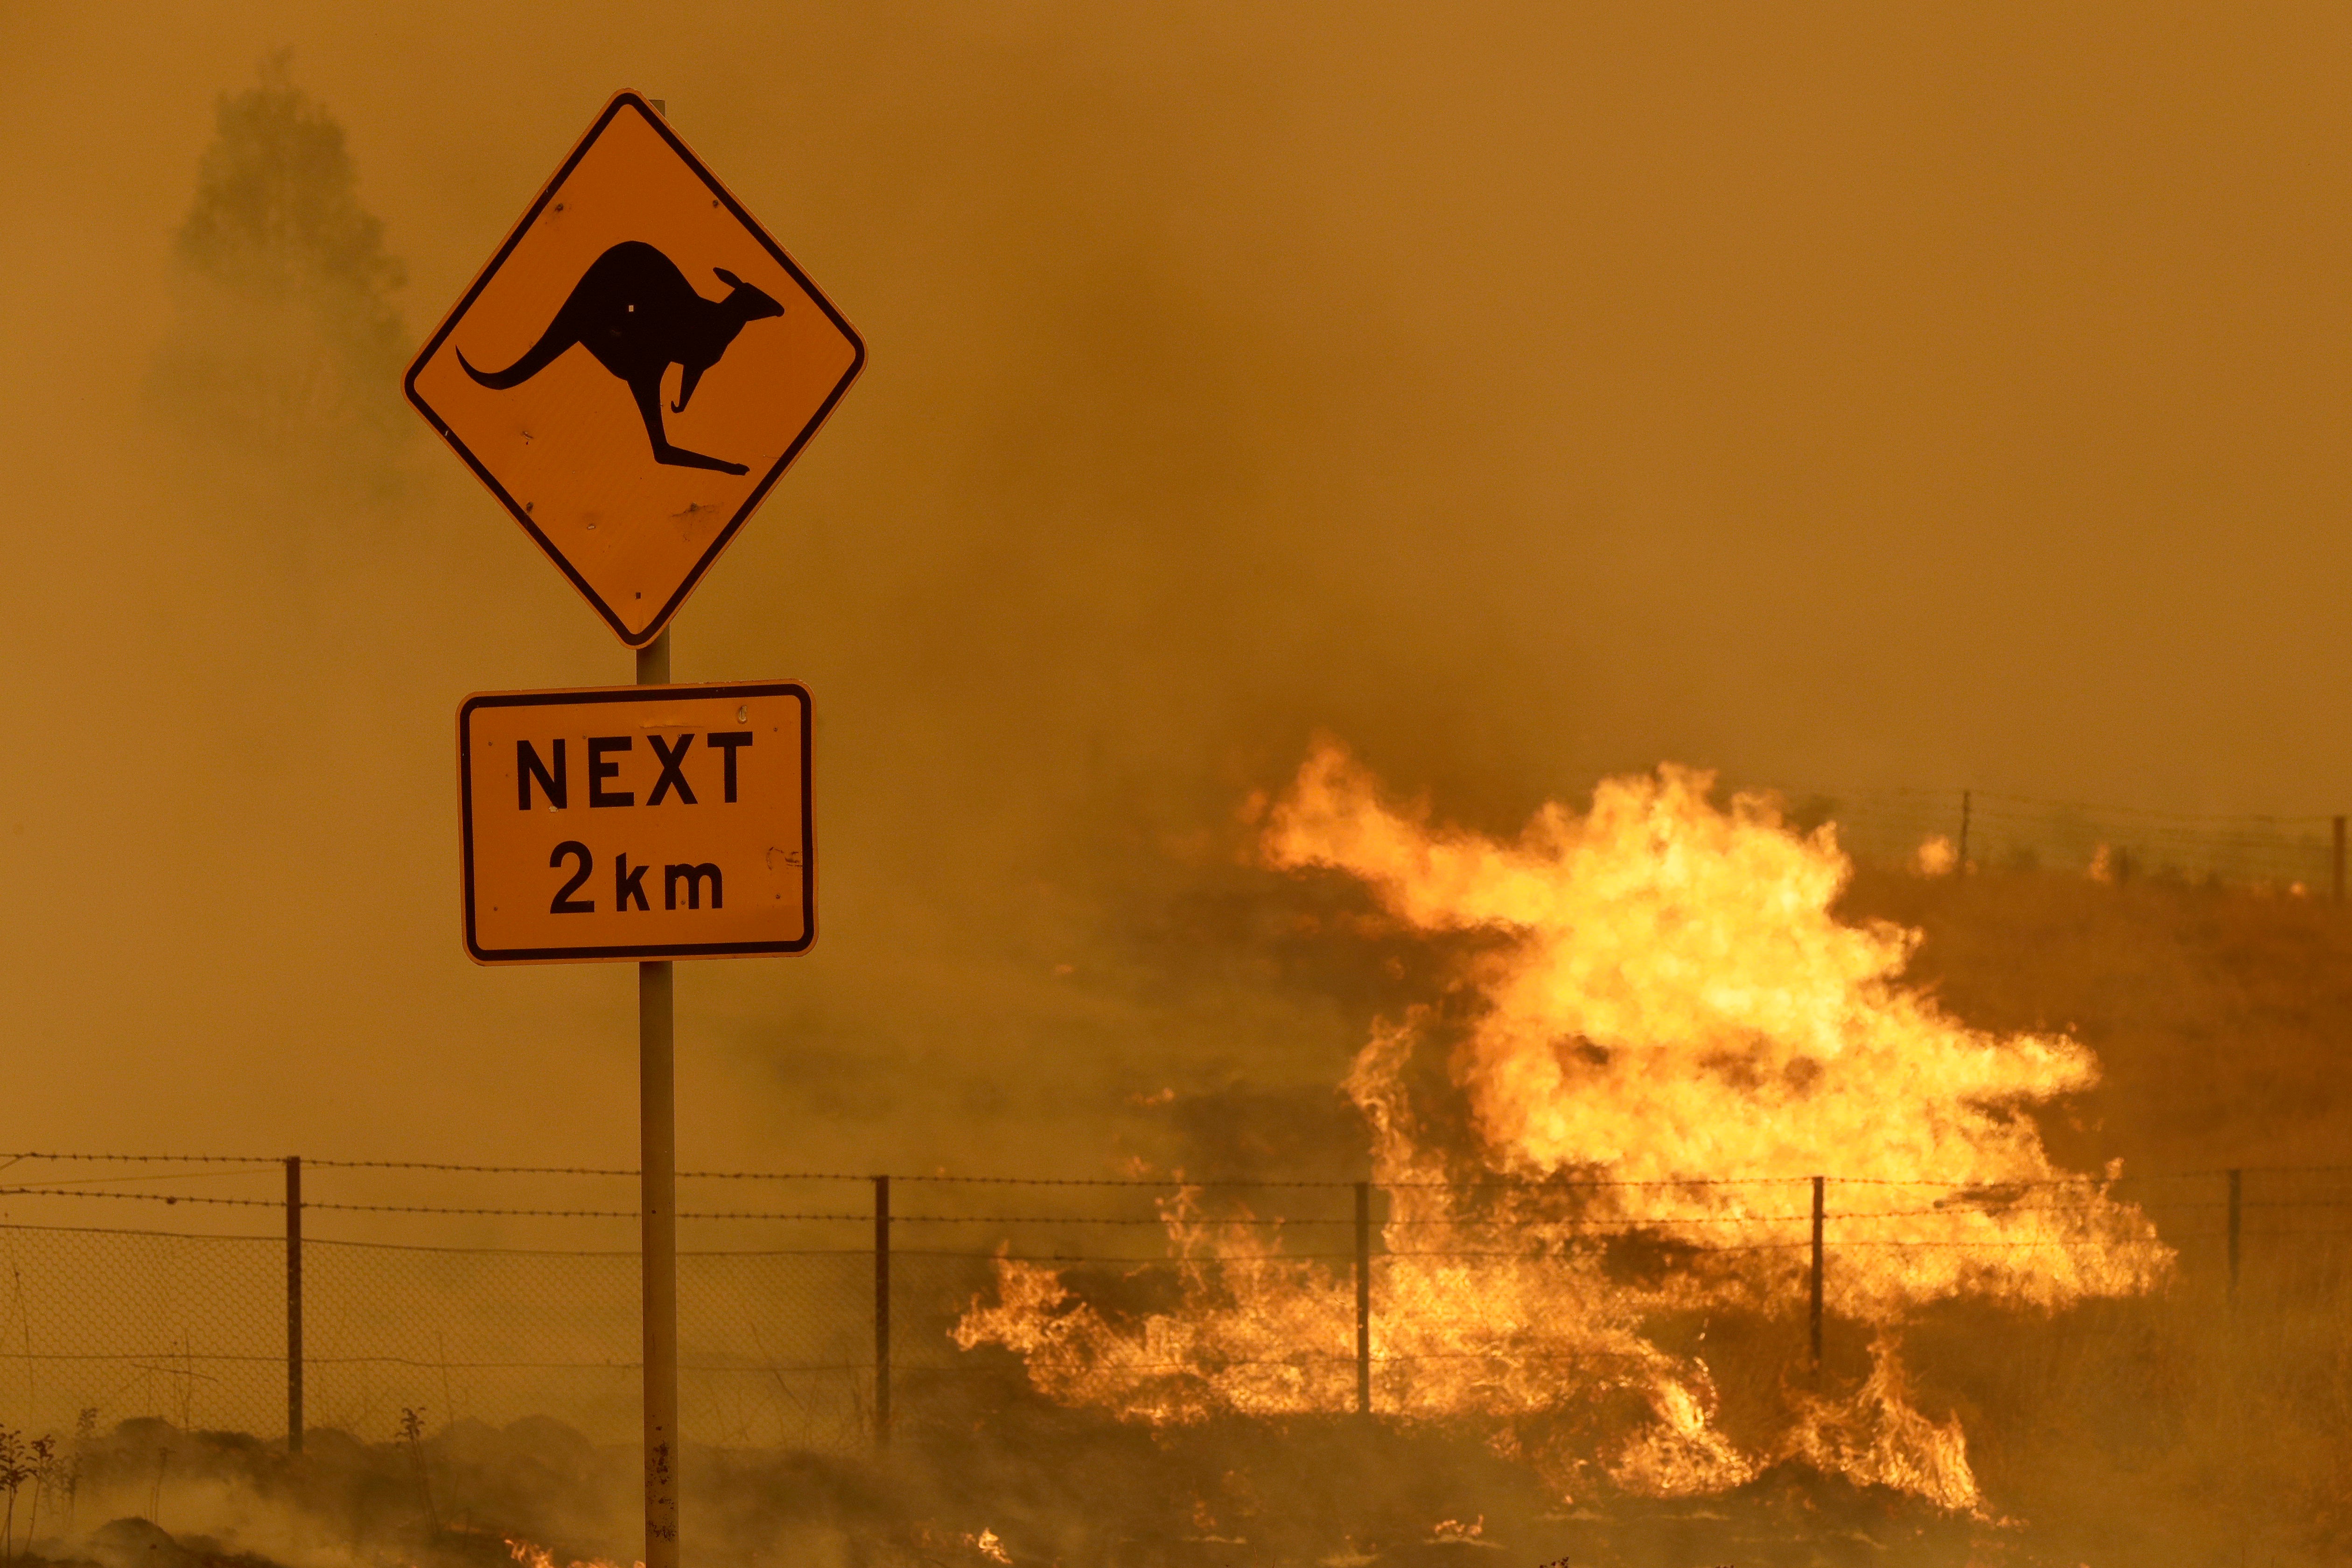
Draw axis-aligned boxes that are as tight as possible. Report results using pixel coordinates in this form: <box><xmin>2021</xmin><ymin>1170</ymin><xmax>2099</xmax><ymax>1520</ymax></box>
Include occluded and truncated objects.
<box><xmin>505</xmin><ymin>1538</ymin><xmax>640</xmax><ymax>1568</ymax></box>
<box><xmin>955</xmin><ymin>744</ymin><xmax>2170</xmax><ymax>1513</ymax></box>
<box><xmin>908</xmin><ymin>1525</ymin><xmax>1017</xmax><ymax>1564</ymax></box>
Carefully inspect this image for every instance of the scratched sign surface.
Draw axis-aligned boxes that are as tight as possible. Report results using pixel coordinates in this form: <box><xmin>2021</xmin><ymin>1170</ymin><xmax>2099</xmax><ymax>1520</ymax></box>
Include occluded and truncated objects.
<box><xmin>407</xmin><ymin>91</ymin><xmax>863</xmax><ymax>647</ymax></box>
<box><xmin>459</xmin><ymin>683</ymin><xmax>813</xmax><ymax>963</ymax></box>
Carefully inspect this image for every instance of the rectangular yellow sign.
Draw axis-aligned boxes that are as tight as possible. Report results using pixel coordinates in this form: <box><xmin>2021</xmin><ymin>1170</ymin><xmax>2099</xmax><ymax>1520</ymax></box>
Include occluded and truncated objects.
<box><xmin>459</xmin><ymin>682</ymin><xmax>812</xmax><ymax>963</ymax></box>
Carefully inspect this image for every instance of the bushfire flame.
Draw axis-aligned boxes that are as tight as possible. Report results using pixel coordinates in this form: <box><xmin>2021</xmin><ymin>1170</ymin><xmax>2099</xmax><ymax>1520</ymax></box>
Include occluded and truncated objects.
<box><xmin>956</xmin><ymin>745</ymin><xmax>2170</xmax><ymax>1512</ymax></box>
<box><xmin>505</xmin><ymin>1539</ymin><xmax>640</xmax><ymax>1568</ymax></box>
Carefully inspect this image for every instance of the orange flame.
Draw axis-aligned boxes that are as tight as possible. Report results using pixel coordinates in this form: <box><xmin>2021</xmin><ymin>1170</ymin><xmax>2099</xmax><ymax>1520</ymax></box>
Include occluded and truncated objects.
<box><xmin>505</xmin><ymin>1537</ymin><xmax>640</xmax><ymax>1568</ymax></box>
<box><xmin>956</xmin><ymin>744</ymin><xmax>2170</xmax><ymax>1512</ymax></box>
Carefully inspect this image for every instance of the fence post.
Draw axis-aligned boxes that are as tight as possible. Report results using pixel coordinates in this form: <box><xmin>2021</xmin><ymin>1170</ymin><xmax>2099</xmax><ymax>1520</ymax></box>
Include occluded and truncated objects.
<box><xmin>2334</xmin><ymin>818</ymin><xmax>2345</xmax><ymax>905</ymax></box>
<box><xmin>1808</xmin><ymin>1176</ymin><xmax>1825</xmax><ymax>1373</ymax></box>
<box><xmin>1353</xmin><ymin>1181</ymin><xmax>1372</xmax><ymax>1416</ymax></box>
<box><xmin>1957</xmin><ymin>791</ymin><xmax>1972</xmax><ymax>875</ymax></box>
<box><xmin>2226</xmin><ymin>1168</ymin><xmax>2241</xmax><ymax>1303</ymax></box>
<box><xmin>873</xmin><ymin>1175</ymin><xmax>890</xmax><ymax>1446</ymax></box>
<box><xmin>285</xmin><ymin>1156</ymin><xmax>302</xmax><ymax>1454</ymax></box>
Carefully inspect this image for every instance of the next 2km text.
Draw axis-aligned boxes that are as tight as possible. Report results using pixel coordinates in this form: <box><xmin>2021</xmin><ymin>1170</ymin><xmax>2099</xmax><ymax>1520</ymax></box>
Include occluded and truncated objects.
<box><xmin>517</xmin><ymin>731</ymin><xmax>754</xmax><ymax>914</ymax></box>
<box><xmin>458</xmin><ymin>683</ymin><xmax>812</xmax><ymax>964</ymax></box>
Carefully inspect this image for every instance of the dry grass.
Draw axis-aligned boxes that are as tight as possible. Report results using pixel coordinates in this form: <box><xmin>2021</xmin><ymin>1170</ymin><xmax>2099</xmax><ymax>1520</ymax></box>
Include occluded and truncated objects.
<box><xmin>1829</xmin><ymin>865</ymin><xmax>2352</xmax><ymax>1561</ymax></box>
<box><xmin>1841</xmin><ymin>863</ymin><xmax>2352</xmax><ymax>1175</ymax></box>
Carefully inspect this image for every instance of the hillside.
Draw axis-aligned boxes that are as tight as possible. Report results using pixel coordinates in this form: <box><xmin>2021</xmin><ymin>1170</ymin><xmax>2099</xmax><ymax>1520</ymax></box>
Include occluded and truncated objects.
<box><xmin>1840</xmin><ymin>864</ymin><xmax>2352</xmax><ymax>1176</ymax></box>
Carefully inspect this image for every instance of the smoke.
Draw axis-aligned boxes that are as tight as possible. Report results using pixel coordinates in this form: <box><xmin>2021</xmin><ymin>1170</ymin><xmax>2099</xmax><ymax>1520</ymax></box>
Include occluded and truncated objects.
<box><xmin>0</xmin><ymin>17</ymin><xmax>2347</xmax><ymax>1556</ymax></box>
<box><xmin>152</xmin><ymin>53</ymin><xmax>409</xmax><ymax>497</ymax></box>
<box><xmin>0</xmin><ymin>0</ymin><xmax>2339</xmax><ymax>1184</ymax></box>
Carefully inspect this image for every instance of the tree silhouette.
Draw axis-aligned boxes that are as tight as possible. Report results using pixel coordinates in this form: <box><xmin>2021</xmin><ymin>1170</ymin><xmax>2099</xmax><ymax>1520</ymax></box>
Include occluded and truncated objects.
<box><xmin>152</xmin><ymin>53</ymin><xmax>408</xmax><ymax>491</ymax></box>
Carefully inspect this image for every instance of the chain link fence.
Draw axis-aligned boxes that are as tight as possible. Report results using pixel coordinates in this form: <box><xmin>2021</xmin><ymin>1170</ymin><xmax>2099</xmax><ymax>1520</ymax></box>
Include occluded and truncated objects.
<box><xmin>0</xmin><ymin>1159</ymin><xmax>2338</xmax><ymax>1467</ymax></box>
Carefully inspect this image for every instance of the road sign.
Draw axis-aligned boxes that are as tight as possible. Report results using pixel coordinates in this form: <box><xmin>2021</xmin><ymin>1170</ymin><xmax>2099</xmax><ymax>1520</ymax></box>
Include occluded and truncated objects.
<box><xmin>458</xmin><ymin>682</ymin><xmax>812</xmax><ymax>963</ymax></box>
<box><xmin>407</xmin><ymin>91</ymin><xmax>863</xmax><ymax>647</ymax></box>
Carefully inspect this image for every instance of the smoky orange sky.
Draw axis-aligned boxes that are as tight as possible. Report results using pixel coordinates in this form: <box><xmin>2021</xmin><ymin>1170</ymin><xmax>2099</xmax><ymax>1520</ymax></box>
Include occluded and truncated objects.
<box><xmin>2</xmin><ymin>4</ymin><xmax>2349</xmax><ymax>1185</ymax></box>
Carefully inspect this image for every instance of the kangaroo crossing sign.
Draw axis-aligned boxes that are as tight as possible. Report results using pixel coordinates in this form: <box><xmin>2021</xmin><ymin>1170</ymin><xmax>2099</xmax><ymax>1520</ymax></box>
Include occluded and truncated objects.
<box><xmin>459</xmin><ymin>683</ymin><xmax>813</xmax><ymax>963</ymax></box>
<box><xmin>407</xmin><ymin>91</ymin><xmax>863</xmax><ymax>647</ymax></box>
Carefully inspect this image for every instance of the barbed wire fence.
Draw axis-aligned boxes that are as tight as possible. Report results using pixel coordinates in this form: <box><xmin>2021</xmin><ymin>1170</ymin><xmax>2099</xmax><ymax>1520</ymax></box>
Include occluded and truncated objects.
<box><xmin>0</xmin><ymin>1155</ymin><xmax>2339</xmax><ymax>1459</ymax></box>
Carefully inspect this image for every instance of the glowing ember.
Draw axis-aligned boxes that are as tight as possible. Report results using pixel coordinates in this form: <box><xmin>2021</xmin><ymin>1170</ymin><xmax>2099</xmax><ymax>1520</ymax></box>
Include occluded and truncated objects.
<box><xmin>956</xmin><ymin>743</ymin><xmax>2170</xmax><ymax>1512</ymax></box>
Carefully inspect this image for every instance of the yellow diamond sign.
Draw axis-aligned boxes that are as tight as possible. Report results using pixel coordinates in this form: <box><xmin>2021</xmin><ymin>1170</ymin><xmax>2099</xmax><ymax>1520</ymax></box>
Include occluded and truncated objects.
<box><xmin>406</xmin><ymin>91</ymin><xmax>863</xmax><ymax>647</ymax></box>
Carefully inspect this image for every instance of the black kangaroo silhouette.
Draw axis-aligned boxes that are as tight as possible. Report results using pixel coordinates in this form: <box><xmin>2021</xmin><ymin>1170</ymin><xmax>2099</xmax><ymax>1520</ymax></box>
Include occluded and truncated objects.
<box><xmin>457</xmin><ymin>240</ymin><xmax>784</xmax><ymax>475</ymax></box>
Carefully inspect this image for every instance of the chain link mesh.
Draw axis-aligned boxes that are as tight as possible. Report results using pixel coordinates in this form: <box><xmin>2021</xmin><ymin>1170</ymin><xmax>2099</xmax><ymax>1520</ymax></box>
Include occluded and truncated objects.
<box><xmin>0</xmin><ymin>1168</ymin><xmax>2335</xmax><ymax>1461</ymax></box>
<box><xmin>0</xmin><ymin>1223</ymin><xmax>284</xmax><ymax>1437</ymax></box>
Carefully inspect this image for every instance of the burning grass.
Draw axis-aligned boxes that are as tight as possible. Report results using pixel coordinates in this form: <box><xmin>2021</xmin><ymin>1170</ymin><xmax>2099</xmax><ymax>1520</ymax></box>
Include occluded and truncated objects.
<box><xmin>958</xmin><ymin>745</ymin><xmax>2174</xmax><ymax>1516</ymax></box>
<box><xmin>6</xmin><ymin>752</ymin><xmax>2348</xmax><ymax>1565</ymax></box>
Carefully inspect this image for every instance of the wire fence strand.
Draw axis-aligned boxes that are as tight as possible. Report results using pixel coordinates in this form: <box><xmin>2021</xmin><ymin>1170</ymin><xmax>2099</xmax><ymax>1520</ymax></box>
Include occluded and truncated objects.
<box><xmin>0</xmin><ymin>1156</ymin><xmax>2337</xmax><ymax>1457</ymax></box>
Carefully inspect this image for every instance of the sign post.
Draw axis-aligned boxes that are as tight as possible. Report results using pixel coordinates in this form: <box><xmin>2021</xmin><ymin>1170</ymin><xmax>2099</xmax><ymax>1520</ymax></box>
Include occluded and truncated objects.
<box><xmin>638</xmin><ymin>628</ymin><xmax>677</xmax><ymax>1568</ymax></box>
<box><xmin>412</xmin><ymin>90</ymin><xmax>859</xmax><ymax>1568</ymax></box>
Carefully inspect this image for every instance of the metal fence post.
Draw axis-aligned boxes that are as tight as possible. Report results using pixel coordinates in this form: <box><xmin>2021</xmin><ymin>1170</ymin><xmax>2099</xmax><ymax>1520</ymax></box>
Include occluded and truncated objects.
<box><xmin>285</xmin><ymin>1156</ymin><xmax>302</xmax><ymax>1454</ymax></box>
<box><xmin>1808</xmin><ymin>1176</ymin><xmax>1825</xmax><ymax>1372</ymax></box>
<box><xmin>1353</xmin><ymin>1181</ymin><xmax>1372</xmax><ymax>1416</ymax></box>
<box><xmin>874</xmin><ymin>1175</ymin><xmax>890</xmax><ymax>1445</ymax></box>
<box><xmin>2226</xmin><ymin>1168</ymin><xmax>2242</xmax><ymax>1303</ymax></box>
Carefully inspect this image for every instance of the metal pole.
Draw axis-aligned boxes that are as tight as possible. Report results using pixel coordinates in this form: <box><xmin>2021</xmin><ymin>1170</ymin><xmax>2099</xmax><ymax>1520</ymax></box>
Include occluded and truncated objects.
<box><xmin>1353</xmin><ymin>1182</ymin><xmax>1372</xmax><ymax>1416</ymax></box>
<box><xmin>638</xmin><ymin>626</ymin><xmax>679</xmax><ymax>1568</ymax></box>
<box><xmin>2226</xmin><ymin>1168</ymin><xmax>2242</xmax><ymax>1303</ymax></box>
<box><xmin>1808</xmin><ymin>1176</ymin><xmax>1825</xmax><ymax>1372</ymax></box>
<box><xmin>1957</xmin><ymin>791</ymin><xmax>1971</xmax><ymax>875</ymax></box>
<box><xmin>873</xmin><ymin>1176</ymin><xmax>891</xmax><ymax>1446</ymax></box>
<box><xmin>285</xmin><ymin>1156</ymin><xmax>302</xmax><ymax>1454</ymax></box>
<box><xmin>635</xmin><ymin>105</ymin><xmax>681</xmax><ymax>1568</ymax></box>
